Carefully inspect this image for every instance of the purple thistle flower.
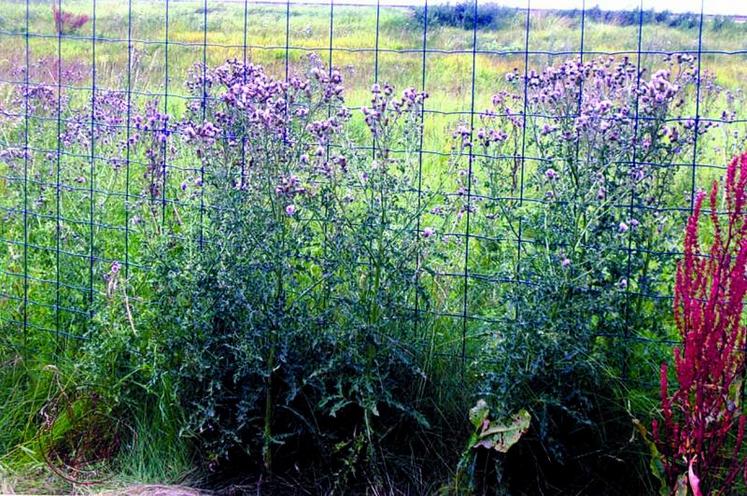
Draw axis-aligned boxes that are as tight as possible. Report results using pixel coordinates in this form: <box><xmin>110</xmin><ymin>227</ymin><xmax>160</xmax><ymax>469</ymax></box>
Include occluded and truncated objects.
<box><xmin>110</xmin><ymin>261</ymin><xmax>121</xmax><ymax>274</ymax></box>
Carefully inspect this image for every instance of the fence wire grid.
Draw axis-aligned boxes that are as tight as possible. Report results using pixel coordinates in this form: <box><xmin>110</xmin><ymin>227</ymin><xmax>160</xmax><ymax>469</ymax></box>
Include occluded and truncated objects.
<box><xmin>1</xmin><ymin>0</ymin><xmax>747</xmax><ymax>383</ymax></box>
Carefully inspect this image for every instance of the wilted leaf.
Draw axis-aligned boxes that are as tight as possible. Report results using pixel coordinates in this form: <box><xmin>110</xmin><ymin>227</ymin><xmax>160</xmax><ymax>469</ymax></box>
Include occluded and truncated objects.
<box><xmin>474</xmin><ymin>409</ymin><xmax>530</xmax><ymax>453</ymax></box>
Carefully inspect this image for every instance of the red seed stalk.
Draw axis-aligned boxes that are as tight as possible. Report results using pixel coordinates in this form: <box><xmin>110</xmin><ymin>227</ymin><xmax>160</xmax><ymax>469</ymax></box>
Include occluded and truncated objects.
<box><xmin>654</xmin><ymin>151</ymin><xmax>747</xmax><ymax>495</ymax></box>
<box><xmin>52</xmin><ymin>4</ymin><xmax>89</xmax><ymax>35</ymax></box>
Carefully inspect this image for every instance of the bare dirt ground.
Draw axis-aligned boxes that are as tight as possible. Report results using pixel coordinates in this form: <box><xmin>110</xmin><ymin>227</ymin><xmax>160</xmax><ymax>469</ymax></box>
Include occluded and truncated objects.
<box><xmin>0</xmin><ymin>479</ymin><xmax>206</xmax><ymax>496</ymax></box>
<box><xmin>97</xmin><ymin>485</ymin><xmax>205</xmax><ymax>496</ymax></box>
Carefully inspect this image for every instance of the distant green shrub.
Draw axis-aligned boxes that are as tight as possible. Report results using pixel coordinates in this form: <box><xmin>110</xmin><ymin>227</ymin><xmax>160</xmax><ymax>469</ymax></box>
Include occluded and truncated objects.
<box><xmin>411</xmin><ymin>2</ymin><xmax>519</xmax><ymax>30</ymax></box>
<box><xmin>414</xmin><ymin>3</ymin><xmax>733</xmax><ymax>31</ymax></box>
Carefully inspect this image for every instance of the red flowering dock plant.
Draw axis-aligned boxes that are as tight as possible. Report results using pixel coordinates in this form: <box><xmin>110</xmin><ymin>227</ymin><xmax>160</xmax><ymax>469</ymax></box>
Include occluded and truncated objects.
<box><xmin>653</xmin><ymin>151</ymin><xmax>747</xmax><ymax>495</ymax></box>
<box><xmin>52</xmin><ymin>4</ymin><xmax>89</xmax><ymax>35</ymax></box>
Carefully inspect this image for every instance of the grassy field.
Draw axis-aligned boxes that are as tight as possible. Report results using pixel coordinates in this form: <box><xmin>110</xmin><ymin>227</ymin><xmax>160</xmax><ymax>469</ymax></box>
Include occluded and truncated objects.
<box><xmin>3</xmin><ymin>1</ymin><xmax>747</xmax><ymax>116</ymax></box>
<box><xmin>1</xmin><ymin>1</ymin><xmax>747</xmax><ymax>493</ymax></box>
<box><xmin>1</xmin><ymin>1</ymin><xmax>746</xmax><ymax>165</ymax></box>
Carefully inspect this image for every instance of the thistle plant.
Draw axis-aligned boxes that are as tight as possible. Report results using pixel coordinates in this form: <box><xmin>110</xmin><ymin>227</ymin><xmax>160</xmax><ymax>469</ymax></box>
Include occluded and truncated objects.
<box><xmin>161</xmin><ymin>56</ymin><xmax>351</xmax><ymax>469</ymax></box>
<box><xmin>449</xmin><ymin>54</ymin><xmax>722</xmax><ymax>492</ymax></box>
<box><xmin>653</xmin><ymin>151</ymin><xmax>747</xmax><ymax>496</ymax></box>
<box><xmin>469</xmin><ymin>53</ymin><xmax>715</xmax><ymax>405</ymax></box>
<box><xmin>131</xmin><ymin>99</ymin><xmax>174</xmax><ymax>209</ymax></box>
<box><xmin>79</xmin><ymin>56</ymin><xmax>444</xmax><ymax>489</ymax></box>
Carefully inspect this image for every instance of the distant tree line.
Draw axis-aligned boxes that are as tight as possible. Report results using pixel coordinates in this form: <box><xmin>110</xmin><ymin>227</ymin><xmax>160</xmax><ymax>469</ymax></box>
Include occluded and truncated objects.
<box><xmin>411</xmin><ymin>3</ymin><xmax>742</xmax><ymax>31</ymax></box>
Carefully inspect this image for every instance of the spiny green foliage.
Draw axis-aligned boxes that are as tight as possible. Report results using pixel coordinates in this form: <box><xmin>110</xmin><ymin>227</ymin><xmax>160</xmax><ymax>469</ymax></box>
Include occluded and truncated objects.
<box><xmin>446</xmin><ymin>54</ymin><xmax>743</xmax><ymax>493</ymax></box>
<box><xmin>72</xmin><ymin>59</ymin><xmax>462</xmax><ymax>491</ymax></box>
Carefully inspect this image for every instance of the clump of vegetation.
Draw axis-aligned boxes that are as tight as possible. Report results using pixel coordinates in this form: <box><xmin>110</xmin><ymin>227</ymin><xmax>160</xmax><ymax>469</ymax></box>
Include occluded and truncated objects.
<box><xmin>412</xmin><ymin>3</ymin><xmax>741</xmax><ymax>32</ymax></box>
<box><xmin>52</xmin><ymin>4</ymin><xmax>89</xmax><ymax>35</ymax></box>
<box><xmin>76</xmin><ymin>56</ymin><xmax>465</xmax><ymax>492</ymax></box>
<box><xmin>652</xmin><ymin>151</ymin><xmax>747</xmax><ymax>495</ymax></box>
<box><xmin>443</xmin><ymin>54</ymin><xmax>729</xmax><ymax>493</ymax></box>
<box><xmin>555</xmin><ymin>7</ymin><xmax>704</xmax><ymax>29</ymax></box>
<box><xmin>411</xmin><ymin>2</ymin><xmax>518</xmax><ymax>30</ymax></box>
<box><xmin>1</xmin><ymin>1</ymin><xmax>747</xmax><ymax>491</ymax></box>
